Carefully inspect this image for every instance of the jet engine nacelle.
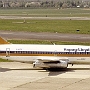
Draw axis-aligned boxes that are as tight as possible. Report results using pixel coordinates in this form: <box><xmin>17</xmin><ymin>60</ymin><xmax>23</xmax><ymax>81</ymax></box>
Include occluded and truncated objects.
<box><xmin>33</xmin><ymin>60</ymin><xmax>68</xmax><ymax>69</ymax></box>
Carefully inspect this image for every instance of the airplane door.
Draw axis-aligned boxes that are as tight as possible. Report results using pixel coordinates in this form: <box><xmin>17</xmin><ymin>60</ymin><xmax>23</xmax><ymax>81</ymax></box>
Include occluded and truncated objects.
<box><xmin>54</xmin><ymin>50</ymin><xmax>57</xmax><ymax>56</ymax></box>
<box><xmin>6</xmin><ymin>48</ymin><xmax>10</xmax><ymax>57</ymax></box>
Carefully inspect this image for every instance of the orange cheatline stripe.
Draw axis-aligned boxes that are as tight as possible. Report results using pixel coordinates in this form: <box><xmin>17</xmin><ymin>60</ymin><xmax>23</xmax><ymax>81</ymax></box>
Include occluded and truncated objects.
<box><xmin>0</xmin><ymin>53</ymin><xmax>90</xmax><ymax>57</ymax></box>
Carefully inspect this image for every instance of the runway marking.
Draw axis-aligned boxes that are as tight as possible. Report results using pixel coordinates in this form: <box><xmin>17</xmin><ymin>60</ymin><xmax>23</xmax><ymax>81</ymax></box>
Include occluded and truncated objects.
<box><xmin>57</xmin><ymin>78</ymin><xmax>86</xmax><ymax>89</ymax></box>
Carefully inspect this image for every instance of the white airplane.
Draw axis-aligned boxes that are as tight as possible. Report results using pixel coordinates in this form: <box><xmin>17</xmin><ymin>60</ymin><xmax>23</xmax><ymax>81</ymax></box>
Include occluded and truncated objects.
<box><xmin>0</xmin><ymin>37</ymin><xmax>90</xmax><ymax>69</ymax></box>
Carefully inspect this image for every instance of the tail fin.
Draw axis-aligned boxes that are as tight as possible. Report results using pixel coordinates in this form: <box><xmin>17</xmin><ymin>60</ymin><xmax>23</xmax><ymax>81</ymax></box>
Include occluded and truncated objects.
<box><xmin>0</xmin><ymin>37</ymin><xmax>10</xmax><ymax>44</ymax></box>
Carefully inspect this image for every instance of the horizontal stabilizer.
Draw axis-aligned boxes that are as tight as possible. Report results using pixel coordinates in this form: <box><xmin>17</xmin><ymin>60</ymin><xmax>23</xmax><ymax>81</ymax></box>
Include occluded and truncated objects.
<box><xmin>0</xmin><ymin>37</ymin><xmax>10</xmax><ymax>44</ymax></box>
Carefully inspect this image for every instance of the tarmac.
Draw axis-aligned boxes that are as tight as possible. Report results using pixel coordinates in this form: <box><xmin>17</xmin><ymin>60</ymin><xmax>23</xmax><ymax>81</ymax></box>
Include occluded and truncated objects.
<box><xmin>0</xmin><ymin>16</ymin><xmax>90</xmax><ymax>20</ymax></box>
<box><xmin>0</xmin><ymin>62</ymin><xmax>90</xmax><ymax>90</ymax></box>
<box><xmin>0</xmin><ymin>31</ymin><xmax>90</xmax><ymax>42</ymax></box>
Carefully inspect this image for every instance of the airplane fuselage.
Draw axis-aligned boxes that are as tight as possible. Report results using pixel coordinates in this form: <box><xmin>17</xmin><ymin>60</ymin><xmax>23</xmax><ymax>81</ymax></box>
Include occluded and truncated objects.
<box><xmin>0</xmin><ymin>44</ymin><xmax>90</xmax><ymax>66</ymax></box>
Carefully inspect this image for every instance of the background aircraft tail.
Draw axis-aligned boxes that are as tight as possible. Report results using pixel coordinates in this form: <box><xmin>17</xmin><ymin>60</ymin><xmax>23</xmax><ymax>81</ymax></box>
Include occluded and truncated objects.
<box><xmin>0</xmin><ymin>37</ymin><xmax>10</xmax><ymax>44</ymax></box>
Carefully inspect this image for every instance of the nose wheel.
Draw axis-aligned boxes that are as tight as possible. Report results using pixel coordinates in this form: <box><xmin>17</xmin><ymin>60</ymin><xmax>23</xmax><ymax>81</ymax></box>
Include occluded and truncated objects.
<box><xmin>33</xmin><ymin>64</ymin><xmax>35</xmax><ymax>68</ymax></box>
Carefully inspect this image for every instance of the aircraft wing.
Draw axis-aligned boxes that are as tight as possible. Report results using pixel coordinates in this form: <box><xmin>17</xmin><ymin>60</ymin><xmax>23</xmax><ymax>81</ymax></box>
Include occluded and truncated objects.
<box><xmin>37</xmin><ymin>58</ymin><xmax>68</xmax><ymax>63</ymax></box>
<box><xmin>33</xmin><ymin>57</ymin><xmax>69</xmax><ymax>68</ymax></box>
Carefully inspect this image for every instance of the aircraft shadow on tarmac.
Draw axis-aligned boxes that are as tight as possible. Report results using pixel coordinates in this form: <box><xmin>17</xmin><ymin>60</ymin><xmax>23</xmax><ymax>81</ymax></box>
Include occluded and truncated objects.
<box><xmin>0</xmin><ymin>67</ymin><xmax>41</xmax><ymax>72</ymax></box>
<box><xmin>0</xmin><ymin>67</ymin><xmax>90</xmax><ymax>76</ymax></box>
<box><xmin>48</xmin><ymin>67</ymin><xmax>90</xmax><ymax>76</ymax></box>
<box><xmin>0</xmin><ymin>67</ymin><xmax>11</xmax><ymax>72</ymax></box>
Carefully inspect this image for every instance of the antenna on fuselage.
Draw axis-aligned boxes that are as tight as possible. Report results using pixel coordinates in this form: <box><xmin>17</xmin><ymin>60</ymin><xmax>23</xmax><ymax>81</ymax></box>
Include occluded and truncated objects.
<box><xmin>50</xmin><ymin>41</ymin><xmax>55</xmax><ymax>45</ymax></box>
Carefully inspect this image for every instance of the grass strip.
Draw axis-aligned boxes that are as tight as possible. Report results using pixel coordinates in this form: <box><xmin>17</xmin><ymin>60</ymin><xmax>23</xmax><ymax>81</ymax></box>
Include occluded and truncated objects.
<box><xmin>0</xmin><ymin>58</ymin><xmax>12</xmax><ymax>62</ymax></box>
<box><xmin>8</xmin><ymin>40</ymin><xmax>90</xmax><ymax>45</ymax></box>
<box><xmin>0</xmin><ymin>19</ymin><xmax>90</xmax><ymax>34</ymax></box>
